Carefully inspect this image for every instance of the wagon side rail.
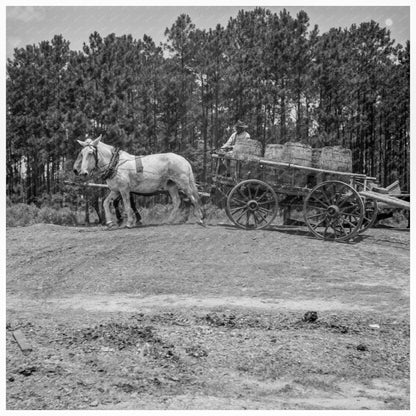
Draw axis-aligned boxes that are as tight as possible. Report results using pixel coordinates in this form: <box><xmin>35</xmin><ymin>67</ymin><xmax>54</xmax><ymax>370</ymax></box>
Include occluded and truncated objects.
<box><xmin>211</xmin><ymin>152</ymin><xmax>380</xmax><ymax>194</ymax></box>
<box><xmin>257</xmin><ymin>158</ymin><xmax>376</xmax><ymax>180</ymax></box>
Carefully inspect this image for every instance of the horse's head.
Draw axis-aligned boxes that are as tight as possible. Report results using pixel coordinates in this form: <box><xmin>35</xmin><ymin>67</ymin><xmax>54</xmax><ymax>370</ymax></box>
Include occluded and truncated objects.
<box><xmin>73</xmin><ymin>135</ymin><xmax>102</xmax><ymax>177</ymax></box>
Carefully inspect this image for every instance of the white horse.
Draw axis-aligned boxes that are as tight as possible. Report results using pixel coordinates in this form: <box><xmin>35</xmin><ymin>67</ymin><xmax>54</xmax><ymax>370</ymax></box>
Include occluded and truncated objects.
<box><xmin>73</xmin><ymin>135</ymin><xmax>205</xmax><ymax>228</ymax></box>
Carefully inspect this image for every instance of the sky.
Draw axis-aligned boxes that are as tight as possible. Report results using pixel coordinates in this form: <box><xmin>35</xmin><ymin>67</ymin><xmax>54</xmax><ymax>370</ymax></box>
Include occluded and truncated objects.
<box><xmin>5</xmin><ymin>4</ymin><xmax>410</xmax><ymax>58</ymax></box>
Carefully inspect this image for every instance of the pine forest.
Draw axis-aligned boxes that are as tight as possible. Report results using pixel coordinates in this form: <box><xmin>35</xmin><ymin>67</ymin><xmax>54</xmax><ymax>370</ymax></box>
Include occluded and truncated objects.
<box><xmin>6</xmin><ymin>8</ymin><xmax>410</xmax><ymax>205</ymax></box>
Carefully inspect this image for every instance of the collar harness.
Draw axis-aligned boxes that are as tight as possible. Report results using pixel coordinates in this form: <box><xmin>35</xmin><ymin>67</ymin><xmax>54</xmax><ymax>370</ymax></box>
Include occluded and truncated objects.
<box><xmin>89</xmin><ymin>145</ymin><xmax>121</xmax><ymax>180</ymax></box>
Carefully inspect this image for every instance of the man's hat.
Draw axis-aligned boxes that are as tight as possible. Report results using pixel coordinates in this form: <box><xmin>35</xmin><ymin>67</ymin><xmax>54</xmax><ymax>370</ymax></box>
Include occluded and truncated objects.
<box><xmin>234</xmin><ymin>120</ymin><xmax>248</xmax><ymax>129</ymax></box>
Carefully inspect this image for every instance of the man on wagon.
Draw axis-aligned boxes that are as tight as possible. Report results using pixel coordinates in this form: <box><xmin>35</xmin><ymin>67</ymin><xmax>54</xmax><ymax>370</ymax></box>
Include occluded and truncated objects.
<box><xmin>221</xmin><ymin>120</ymin><xmax>250</xmax><ymax>151</ymax></box>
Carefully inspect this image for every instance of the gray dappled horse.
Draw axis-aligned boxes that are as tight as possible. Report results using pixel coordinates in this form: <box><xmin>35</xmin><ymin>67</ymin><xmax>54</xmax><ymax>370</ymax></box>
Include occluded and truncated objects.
<box><xmin>73</xmin><ymin>135</ymin><xmax>205</xmax><ymax>228</ymax></box>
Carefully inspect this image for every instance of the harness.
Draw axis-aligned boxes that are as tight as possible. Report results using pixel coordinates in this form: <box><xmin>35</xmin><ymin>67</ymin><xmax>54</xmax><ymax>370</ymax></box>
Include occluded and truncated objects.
<box><xmin>89</xmin><ymin>145</ymin><xmax>142</xmax><ymax>181</ymax></box>
<box><xmin>89</xmin><ymin>145</ymin><xmax>121</xmax><ymax>181</ymax></box>
<box><xmin>101</xmin><ymin>147</ymin><xmax>120</xmax><ymax>180</ymax></box>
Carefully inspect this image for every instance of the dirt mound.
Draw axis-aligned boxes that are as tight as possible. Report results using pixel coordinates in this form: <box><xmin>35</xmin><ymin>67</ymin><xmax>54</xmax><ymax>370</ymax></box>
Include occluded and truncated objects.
<box><xmin>6</xmin><ymin>223</ymin><xmax>410</xmax><ymax>410</ymax></box>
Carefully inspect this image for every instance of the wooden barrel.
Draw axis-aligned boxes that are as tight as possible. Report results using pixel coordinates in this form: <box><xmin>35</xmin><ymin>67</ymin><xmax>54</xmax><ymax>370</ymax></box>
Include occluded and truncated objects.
<box><xmin>232</xmin><ymin>139</ymin><xmax>262</xmax><ymax>160</ymax></box>
<box><xmin>264</xmin><ymin>144</ymin><xmax>285</xmax><ymax>160</ymax></box>
<box><xmin>313</xmin><ymin>146</ymin><xmax>352</xmax><ymax>172</ymax></box>
<box><xmin>283</xmin><ymin>142</ymin><xmax>312</xmax><ymax>187</ymax></box>
<box><xmin>283</xmin><ymin>142</ymin><xmax>312</xmax><ymax>166</ymax></box>
<box><xmin>263</xmin><ymin>142</ymin><xmax>312</xmax><ymax>187</ymax></box>
<box><xmin>312</xmin><ymin>148</ymin><xmax>322</xmax><ymax>167</ymax></box>
<box><xmin>264</xmin><ymin>142</ymin><xmax>312</xmax><ymax>166</ymax></box>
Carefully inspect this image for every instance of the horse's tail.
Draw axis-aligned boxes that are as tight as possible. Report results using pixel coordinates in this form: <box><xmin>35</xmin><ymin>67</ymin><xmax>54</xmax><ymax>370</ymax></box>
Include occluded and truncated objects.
<box><xmin>188</xmin><ymin>167</ymin><xmax>199</xmax><ymax>194</ymax></box>
<box><xmin>182</xmin><ymin>157</ymin><xmax>199</xmax><ymax>194</ymax></box>
<box><xmin>184</xmin><ymin>157</ymin><xmax>205</xmax><ymax>222</ymax></box>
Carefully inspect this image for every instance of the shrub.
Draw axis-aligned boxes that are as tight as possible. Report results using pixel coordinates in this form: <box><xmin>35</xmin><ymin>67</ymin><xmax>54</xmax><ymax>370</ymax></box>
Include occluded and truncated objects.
<box><xmin>6</xmin><ymin>203</ymin><xmax>40</xmax><ymax>227</ymax></box>
<box><xmin>6</xmin><ymin>203</ymin><xmax>78</xmax><ymax>227</ymax></box>
<box><xmin>37</xmin><ymin>206</ymin><xmax>78</xmax><ymax>226</ymax></box>
<box><xmin>141</xmin><ymin>203</ymin><xmax>171</xmax><ymax>224</ymax></box>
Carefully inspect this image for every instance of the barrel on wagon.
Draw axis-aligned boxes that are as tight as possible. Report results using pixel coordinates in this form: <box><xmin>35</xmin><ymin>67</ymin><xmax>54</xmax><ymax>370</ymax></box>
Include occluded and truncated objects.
<box><xmin>312</xmin><ymin>146</ymin><xmax>352</xmax><ymax>172</ymax></box>
<box><xmin>263</xmin><ymin>142</ymin><xmax>312</xmax><ymax>187</ymax></box>
<box><xmin>232</xmin><ymin>138</ymin><xmax>262</xmax><ymax>159</ymax></box>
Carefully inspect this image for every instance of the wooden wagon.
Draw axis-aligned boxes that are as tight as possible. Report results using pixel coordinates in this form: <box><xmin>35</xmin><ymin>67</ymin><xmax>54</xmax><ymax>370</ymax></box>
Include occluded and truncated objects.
<box><xmin>211</xmin><ymin>151</ymin><xmax>409</xmax><ymax>242</ymax></box>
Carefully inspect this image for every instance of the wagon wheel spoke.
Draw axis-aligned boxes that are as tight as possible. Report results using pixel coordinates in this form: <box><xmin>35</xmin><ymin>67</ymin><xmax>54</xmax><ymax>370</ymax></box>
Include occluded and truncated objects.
<box><xmin>330</xmin><ymin>223</ymin><xmax>347</xmax><ymax>239</ymax></box>
<box><xmin>229</xmin><ymin>196</ymin><xmax>248</xmax><ymax>206</ymax></box>
<box><xmin>339</xmin><ymin>209</ymin><xmax>361</xmax><ymax>218</ymax></box>
<box><xmin>342</xmin><ymin>217</ymin><xmax>360</xmax><ymax>229</ymax></box>
<box><xmin>234</xmin><ymin>207</ymin><xmax>249</xmax><ymax>225</ymax></box>
<box><xmin>359</xmin><ymin>198</ymin><xmax>378</xmax><ymax>233</ymax></box>
<box><xmin>306</xmin><ymin>211</ymin><xmax>327</xmax><ymax>221</ymax></box>
<box><xmin>254</xmin><ymin>209</ymin><xmax>269</xmax><ymax>224</ymax></box>
<box><xmin>245</xmin><ymin>211</ymin><xmax>254</xmax><ymax>227</ymax></box>
<box><xmin>229</xmin><ymin>206</ymin><xmax>246</xmax><ymax>215</ymax></box>
<box><xmin>251</xmin><ymin>211</ymin><xmax>263</xmax><ymax>227</ymax></box>
<box><xmin>256</xmin><ymin>190</ymin><xmax>272</xmax><ymax>203</ymax></box>
<box><xmin>257</xmin><ymin>206</ymin><xmax>274</xmax><ymax>216</ymax></box>
<box><xmin>338</xmin><ymin>196</ymin><xmax>352</xmax><ymax>209</ymax></box>
<box><xmin>336</xmin><ymin>222</ymin><xmax>349</xmax><ymax>236</ymax></box>
<box><xmin>258</xmin><ymin>197</ymin><xmax>276</xmax><ymax>206</ymax></box>
<box><xmin>236</xmin><ymin>187</ymin><xmax>250</xmax><ymax>202</ymax></box>
<box><xmin>309</xmin><ymin>216</ymin><xmax>327</xmax><ymax>229</ymax></box>
<box><xmin>338</xmin><ymin>194</ymin><xmax>356</xmax><ymax>209</ymax></box>
<box><xmin>253</xmin><ymin>184</ymin><xmax>261</xmax><ymax>199</ymax></box>
<box><xmin>309</xmin><ymin>192</ymin><xmax>330</xmax><ymax>209</ymax></box>
<box><xmin>319</xmin><ymin>186</ymin><xmax>333</xmax><ymax>206</ymax></box>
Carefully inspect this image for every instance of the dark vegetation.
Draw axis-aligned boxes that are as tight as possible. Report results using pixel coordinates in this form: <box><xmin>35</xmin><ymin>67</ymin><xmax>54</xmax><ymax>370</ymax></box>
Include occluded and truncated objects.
<box><xmin>6</xmin><ymin>8</ymin><xmax>409</xmax><ymax>217</ymax></box>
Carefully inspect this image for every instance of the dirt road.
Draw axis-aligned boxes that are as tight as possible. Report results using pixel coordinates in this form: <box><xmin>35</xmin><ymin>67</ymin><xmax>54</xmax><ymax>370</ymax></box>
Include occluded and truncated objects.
<box><xmin>6</xmin><ymin>222</ymin><xmax>410</xmax><ymax>410</ymax></box>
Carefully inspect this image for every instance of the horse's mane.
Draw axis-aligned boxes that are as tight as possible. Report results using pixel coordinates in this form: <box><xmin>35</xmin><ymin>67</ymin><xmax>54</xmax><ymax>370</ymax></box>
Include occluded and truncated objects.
<box><xmin>98</xmin><ymin>140</ymin><xmax>136</xmax><ymax>161</ymax></box>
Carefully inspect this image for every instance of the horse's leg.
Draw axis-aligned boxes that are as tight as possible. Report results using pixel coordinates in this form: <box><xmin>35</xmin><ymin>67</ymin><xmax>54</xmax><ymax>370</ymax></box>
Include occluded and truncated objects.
<box><xmin>180</xmin><ymin>194</ymin><xmax>192</xmax><ymax>223</ymax></box>
<box><xmin>103</xmin><ymin>190</ymin><xmax>120</xmax><ymax>228</ymax></box>
<box><xmin>91</xmin><ymin>195</ymin><xmax>101</xmax><ymax>224</ymax></box>
<box><xmin>166</xmin><ymin>182</ymin><xmax>181</xmax><ymax>223</ymax></box>
<box><xmin>113</xmin><ymin>194</ymin><xmax>124</xmax><ymax>226</ymax></box>
<box><xmin>130</xmin><ymin>194</ymin><xmax>142</xmax><ymax>225</ymax></box>
<box><xmin>119</xmin><ymin>189</ymin><xmax>136</xmax><ymax>228</ymax></box>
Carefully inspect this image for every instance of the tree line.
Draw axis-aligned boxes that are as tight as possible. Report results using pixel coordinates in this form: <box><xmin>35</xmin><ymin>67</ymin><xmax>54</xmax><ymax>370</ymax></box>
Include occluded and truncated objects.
<box><xmin>6</xmin><ymin>7</ymin><xmax>410</xmax><ymax>205</ymax></box>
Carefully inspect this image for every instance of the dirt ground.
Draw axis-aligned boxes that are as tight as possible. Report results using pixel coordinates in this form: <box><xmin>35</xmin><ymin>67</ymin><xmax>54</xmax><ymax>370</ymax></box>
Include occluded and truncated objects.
<box><xmin>6</xmin><ymin>218</ymin><xmax>410</xmax><ymax>410</ymax></box>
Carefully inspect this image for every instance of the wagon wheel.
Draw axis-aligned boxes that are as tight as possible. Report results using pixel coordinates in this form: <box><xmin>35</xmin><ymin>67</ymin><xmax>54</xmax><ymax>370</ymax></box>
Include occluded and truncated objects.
<box><xmin>359</xmin><ymin>197</ymin><xmax>378</xmax><ymax>232</ymax></box>
<box><xmin>226</xmin><ymin>179</ymin><xmax>278</xmax><ymax>230</ymax></box>
<box><xmin>303</xmin><ymin>180</ymin><xmax>364</xmax><ymax>242</ymax></box>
